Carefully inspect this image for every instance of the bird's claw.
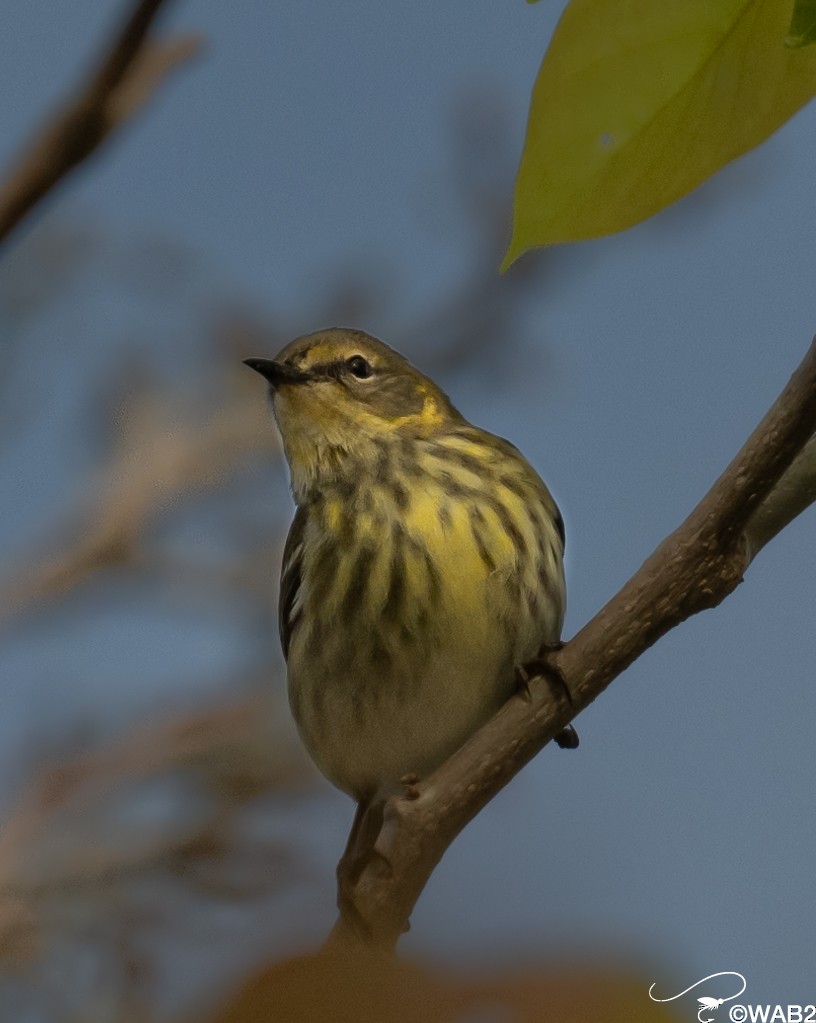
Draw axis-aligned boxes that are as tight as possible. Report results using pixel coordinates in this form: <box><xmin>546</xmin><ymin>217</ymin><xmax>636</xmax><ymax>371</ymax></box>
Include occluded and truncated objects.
<box><xmin>554</xmin><ymin>723</ymin><xmax>580</xmax><ymax>749</ymax></box>
<box><xmin>400</xmin><ymin>772</ymin><xmax>421</xmax><ymax>800</ymax></box>
<box><xmin>517</xmin><ymin>649</ymin><xmax>580</xmax><ymax>750</ymax></box>
<box><xmin>515</xmin><ymin>663</ymin><xmax>534</xmax><ymax>702</ymax></box>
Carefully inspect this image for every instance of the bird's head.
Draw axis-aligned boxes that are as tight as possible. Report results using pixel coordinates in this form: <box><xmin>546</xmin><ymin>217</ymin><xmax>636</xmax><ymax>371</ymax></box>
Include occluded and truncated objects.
<box><xmin>245</xmin><ymin>328</ymin><xmax>461</xmax><ymax>499</ymax></box>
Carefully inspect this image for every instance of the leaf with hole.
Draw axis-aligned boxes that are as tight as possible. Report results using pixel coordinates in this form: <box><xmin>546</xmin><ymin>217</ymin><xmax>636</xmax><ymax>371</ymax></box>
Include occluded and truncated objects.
<box><xmin>503</xmin><ymin>0</ymin><xmax>816</xmax><ymax>267</ymax></box>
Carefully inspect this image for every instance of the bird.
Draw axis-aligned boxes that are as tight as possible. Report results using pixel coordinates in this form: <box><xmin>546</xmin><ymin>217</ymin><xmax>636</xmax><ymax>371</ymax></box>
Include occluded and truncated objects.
<box><xmin>245</xmin><ymin>327</ymin><xmax>576</xmax><ymax>880</ymax></box>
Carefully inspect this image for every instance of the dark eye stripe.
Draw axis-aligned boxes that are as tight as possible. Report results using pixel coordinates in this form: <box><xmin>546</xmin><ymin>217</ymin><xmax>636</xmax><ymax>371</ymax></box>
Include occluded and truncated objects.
<box><xmin>306</xmin><ymin>359</ymin><xmax>374</xmax><ymax>381</ymax></box>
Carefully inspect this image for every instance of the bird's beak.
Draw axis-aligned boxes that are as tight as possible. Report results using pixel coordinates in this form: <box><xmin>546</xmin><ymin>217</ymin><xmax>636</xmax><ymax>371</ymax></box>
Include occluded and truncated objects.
<box><xmin>243</xmin><ymin>358</ymin><xmax>312</xmax><ymax>387</ymax></box>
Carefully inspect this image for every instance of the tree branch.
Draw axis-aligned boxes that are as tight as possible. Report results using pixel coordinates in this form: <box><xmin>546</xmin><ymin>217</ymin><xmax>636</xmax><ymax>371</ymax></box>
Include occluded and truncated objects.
<box><xmin>0</xmin><ymin>0</ymin><xmax>200</xmax><ymax>249</ymax></box>
<box><xmin>333</xmin><ymin>337</ymin><xmax>816</xmax><ymax>950</ymax></box>
<box><xmin>745</xmin><ymin>433</ymin><xmax>816</xmax><ymax>556</ymax></box>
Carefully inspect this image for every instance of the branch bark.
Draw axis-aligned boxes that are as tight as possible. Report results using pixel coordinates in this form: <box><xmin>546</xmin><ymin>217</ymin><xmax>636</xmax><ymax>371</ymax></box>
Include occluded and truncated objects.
<box><xmin>0</xmin><ymin>0</ymin><xmax>200</xmax><ymax>249</ymax></box>
<box><xmin>745</xmin><ymin>433</ymin><xmax>816</xmax><ymax>556</ymax></box>
<box><xmin>332</xmin><ymin>337</ymin><xmax>816</xmax><ymax>950</ymax></box>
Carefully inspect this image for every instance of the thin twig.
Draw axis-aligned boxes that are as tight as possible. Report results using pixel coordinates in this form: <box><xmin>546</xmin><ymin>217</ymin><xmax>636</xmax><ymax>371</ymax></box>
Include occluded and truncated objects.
<box><xmin>0</xmin><ymin>387</ymin><xmax>279</xmax><ymax>619</ymax></box>
<box><xmin>0</xmin><ymin>0</ymin><xmax>200</xmax><ymax>248</ymax></box>
<box><xmin>0</xmin><ymin>691</ymin><xmax>311</xmax><ymax>964</ymax></box>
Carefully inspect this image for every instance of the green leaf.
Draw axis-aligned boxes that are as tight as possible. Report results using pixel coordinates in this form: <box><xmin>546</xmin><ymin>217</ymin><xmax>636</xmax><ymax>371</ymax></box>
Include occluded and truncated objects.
<box><xmin>787</xmin><ymin>0</ymin><xmax>816</xmax><ymax>46</ymax></box>
<box><xmin>503</xmin><ymin>0</ymin><xmax>816</xmax><ymax>268</ymax></box>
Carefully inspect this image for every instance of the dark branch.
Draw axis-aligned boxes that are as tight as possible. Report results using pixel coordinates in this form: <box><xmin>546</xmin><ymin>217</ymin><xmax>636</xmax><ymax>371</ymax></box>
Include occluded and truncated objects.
<box><xmin>0</xmin><ymin>0</ymin><xmax>200</xmax><ymax>249</ymax></box>
<box><xmin>745</xmin><ymin>433</ymin><xmax>816</xmax><ymax>556</ymax></box>
<box><xmin>89</xmin><ymin>0</ymin><xmax>171</xmax><ymax>96</ymax></box>
<box><xmin>332</xmin><ymin>336</ymin><xmax>816</xmax><ymax>950</ymax></box>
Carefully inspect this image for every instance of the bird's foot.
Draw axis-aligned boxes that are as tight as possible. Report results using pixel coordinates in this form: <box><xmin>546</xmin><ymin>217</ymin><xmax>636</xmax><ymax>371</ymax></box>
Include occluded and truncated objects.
<box><xmin>517</xmin><ymin>645</ymin><xmax>580</xmax><ymax>750</ymax></box>
<box><xmin>400</xmin><ymin>772</ymin><xmax>421</xmax><ymax>800</ymax></box>
<box><xmin>515</xmin><ymin>662</ymin><xmax>535</xmax><ymax>702</ymax></box>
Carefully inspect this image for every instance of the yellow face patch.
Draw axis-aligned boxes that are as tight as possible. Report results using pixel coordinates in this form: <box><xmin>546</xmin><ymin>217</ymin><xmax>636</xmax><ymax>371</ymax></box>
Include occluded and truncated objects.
<box><xmin>277</xmin><ymin>375</ymin><xmax>445</xmax><ymax>440</ymax></box>
<box><xmin>267</xmin><ymin>328</ymin><xmax>464</xmax><ymax>498</ymax></box>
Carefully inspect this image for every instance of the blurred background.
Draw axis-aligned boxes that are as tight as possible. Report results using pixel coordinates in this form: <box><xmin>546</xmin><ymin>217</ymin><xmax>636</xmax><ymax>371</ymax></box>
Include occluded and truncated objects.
<box><xmin>1</xmin><ymin>1</ymin><xmax>814</xmax><ymax>1020</ymax></box>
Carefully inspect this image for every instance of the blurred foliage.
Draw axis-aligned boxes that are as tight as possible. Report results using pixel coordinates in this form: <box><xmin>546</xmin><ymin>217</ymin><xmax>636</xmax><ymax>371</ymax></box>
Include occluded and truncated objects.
<box><xmin>0</xmin><ymin>45</ymin><xmax>686</xmax><ymax>1020</ymax></box>
<box><xmin>212</xmin><ymin>947</ymin><xmax>680</xmax><ymax>1023</ymax></box>
<box><xmin>505</xmin><ymin>0</ymin><xmax>816</xmax><ymax>262</ymax></box>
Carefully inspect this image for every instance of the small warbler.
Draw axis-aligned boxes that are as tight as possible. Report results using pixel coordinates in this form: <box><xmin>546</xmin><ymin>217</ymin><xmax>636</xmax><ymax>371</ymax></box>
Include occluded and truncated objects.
<box><xmin>246</xmin><ymin>328</ymin><xmax>575</xmax><ymax>822</ymax></box>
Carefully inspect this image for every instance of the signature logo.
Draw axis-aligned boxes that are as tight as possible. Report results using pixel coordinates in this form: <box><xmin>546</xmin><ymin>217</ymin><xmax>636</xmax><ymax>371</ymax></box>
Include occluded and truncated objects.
<box><xmin>649</xmin><ymin>972</ymin><xmax>747</xmax><ymax>1023</ymax></box>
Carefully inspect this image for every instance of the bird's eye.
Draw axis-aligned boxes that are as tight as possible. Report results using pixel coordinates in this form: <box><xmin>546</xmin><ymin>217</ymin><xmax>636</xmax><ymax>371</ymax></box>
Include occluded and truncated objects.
<box><xmin>346</xmin><ymin>355</ymin><xmax>373</xmax><ymax>379</ymax></box>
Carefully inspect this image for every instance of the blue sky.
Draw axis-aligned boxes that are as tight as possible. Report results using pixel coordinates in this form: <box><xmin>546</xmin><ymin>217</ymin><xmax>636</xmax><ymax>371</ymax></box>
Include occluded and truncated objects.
<box><xmin>1</xmin><ymin>0</ymin><xmax>815</xmax><ymax>1012</ymax></box>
